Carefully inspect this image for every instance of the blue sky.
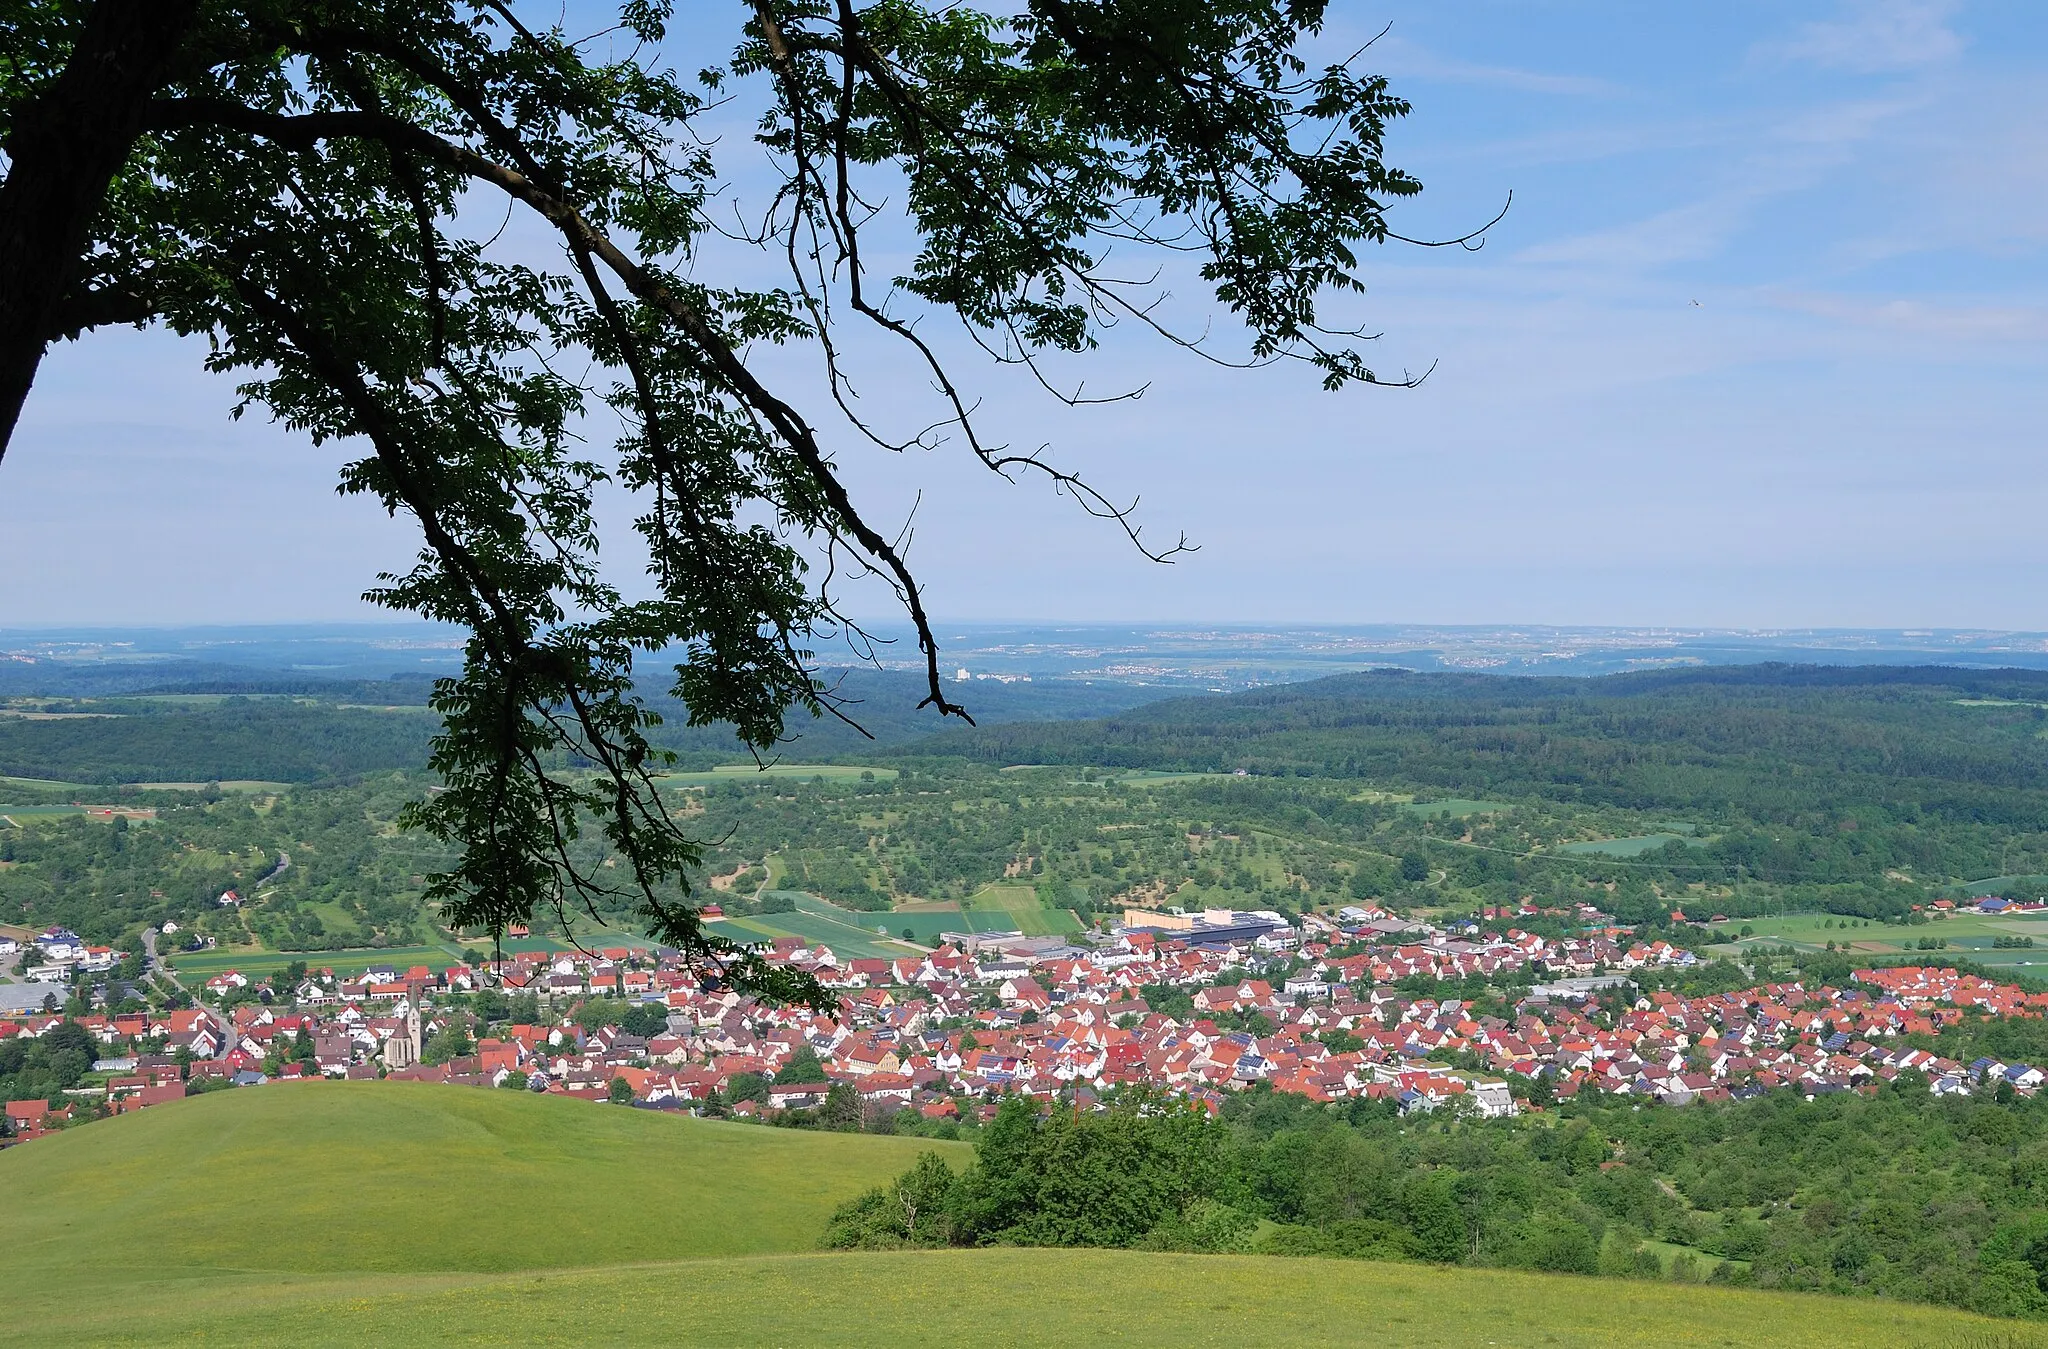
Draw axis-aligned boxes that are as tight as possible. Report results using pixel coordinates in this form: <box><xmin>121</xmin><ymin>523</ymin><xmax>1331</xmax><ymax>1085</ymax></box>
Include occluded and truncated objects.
<box><xmin>5</xmin><ymin>1</ymin><xmax>2045</xmax><ymax>627</ymax></box>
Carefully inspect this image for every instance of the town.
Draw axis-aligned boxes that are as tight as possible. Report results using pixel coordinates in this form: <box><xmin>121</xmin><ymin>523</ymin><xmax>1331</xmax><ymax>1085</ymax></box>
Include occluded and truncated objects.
<box><xmin>9</xmin><ymin>902</ymin><xmax>2045</xmax><ymax>1144</ymax></box>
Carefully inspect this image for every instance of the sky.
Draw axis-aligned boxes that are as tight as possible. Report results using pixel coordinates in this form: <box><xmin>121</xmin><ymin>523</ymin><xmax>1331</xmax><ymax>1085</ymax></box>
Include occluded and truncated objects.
<box><xmin>4</xmin><ymin>0</ymin><xmax>2046</xmax><ymax>629</ymax></box>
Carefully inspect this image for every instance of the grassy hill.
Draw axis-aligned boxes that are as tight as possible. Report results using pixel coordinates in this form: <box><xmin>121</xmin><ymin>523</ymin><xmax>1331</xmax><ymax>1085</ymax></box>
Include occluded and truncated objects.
<box><xmin>2</xmin><ymin>1084</ymin><xmax>2042</xmax><ymax>1347</ymax></box>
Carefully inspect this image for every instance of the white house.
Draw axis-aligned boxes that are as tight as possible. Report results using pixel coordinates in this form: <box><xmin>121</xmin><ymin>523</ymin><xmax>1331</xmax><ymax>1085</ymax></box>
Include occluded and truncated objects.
<box><xmin>34</xmin><ymin>928</ymin><xmax>83</xmax><ymax>962</ymax></box>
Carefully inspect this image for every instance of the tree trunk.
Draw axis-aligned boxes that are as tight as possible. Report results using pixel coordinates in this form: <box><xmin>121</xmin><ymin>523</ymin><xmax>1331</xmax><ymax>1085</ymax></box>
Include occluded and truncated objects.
<box><xmin>0</xmin><ymin>0</ymin><xmax>200</xmax><ymax>462</ymax></box>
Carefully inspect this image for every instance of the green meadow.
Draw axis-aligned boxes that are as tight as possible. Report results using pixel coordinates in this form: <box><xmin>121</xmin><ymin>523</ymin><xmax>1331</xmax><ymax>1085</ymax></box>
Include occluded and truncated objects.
<box><xmin>1556</xmin><ymin>833</ymin><xmax>1700</xmax><ymax>857</ymax></box>
<box><xmin>163</xmin><ymin>943</ymin><xmax>474</xmax><ymax>980</ymax></box>
<box><xmin>1400</xmin><ymin>797</ymin><xmax>1515</xmax><ymax>817</ymax></box>
<box><xmin>1709</xmin><ymin>907</ymin><xmax>2048</xmax><ymax>973</ymax></box>
<box><xmin>707</xmin><ymin>884</ymin><xmax>1083</xmax><ymax>956</ymax></box>
<box><xmin>962</xmin><ymin>882</ymin><xmax>1085</xmax><ymax>935</ymax></box>
<box><xmin>0</xmin><ymin>1085</ymin><xmax>2035</xmax><ymax>1347</ymax></box>
<box><xmin>656</xmin><ymin>763</ymin><xmax>896</xmax><ymax>786</ymax></box>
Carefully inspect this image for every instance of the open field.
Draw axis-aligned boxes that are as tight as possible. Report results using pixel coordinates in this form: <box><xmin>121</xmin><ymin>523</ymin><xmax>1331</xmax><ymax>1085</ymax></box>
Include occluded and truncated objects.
<box><xmin>499</xmin><ymin>929</ymin><xmax>657</xmax><ymax>957</ymax></box>
<box><xmin>655</xmin><ymin>763</ymin><xmax>896</xmax><ymax>786</ymax></box>
<box><xmin>162</xmin><ymin>927</ymin><xmax>662</xmax><ymax>981</ymax></box>
<box><xmin>0</xmin><ymin>804</ymin><xmax>89</xmax><ymax>821</ymax></box>
<box><xmin>963</xmin><ymin>882</ymin><xmax>1085</xmax><ymax>935</ymax></box>
<box><xmin>1400</xmin><ymin>797</ymin><xmax>1515</xmax><ymax>817</ymax></box>
<box><xmin>1708</xmin><ymin>908</ymin><xmax>2048</xmax><ymax>971</ymax></box>
<box><xmin>125</xmin><ymin>779</ymin><xmax>294</xmax><ymax>792</ymax></box>
<box><xmin>1556</xmin><ymin>833</ymin><xmax>1700</xmax><ymax>857</ymax></box>
<box><xmin>0</xmin><ymin>1084</ymin><xmax>2035</xmax><ymax>1348</ymax></box>
<box><xmin>998</xmin><ymin>765</ymin><xmax>1233</xmax><ymax>784</ymax></box>
<box><xmin>0</xmin><ymin>774</ymin><xmax>84</xmax><ymax>792</ymax></box>
<box><xmin>706</xmin><ymin>887</ymin><xmax>1085</xmax><ymax>955</ymax></box>
<box><xmin>0</xmin><ymin>1084</ymin><xmax>956</xmax><ymax>1292</ymax></box>
<box><xmin>163</xmin><ymin>943</ymin><xmax>473</xmax><ymax>980</ymax></box>
<box><xmin>15</xmin><ymin>1248</ymin><xmax>2041</xmax><ymax>1348</ymax></box>
<box><xmin>709</xmin><ymin>898</ymin><xmax>921</xmax><ymax>959</ymax></box>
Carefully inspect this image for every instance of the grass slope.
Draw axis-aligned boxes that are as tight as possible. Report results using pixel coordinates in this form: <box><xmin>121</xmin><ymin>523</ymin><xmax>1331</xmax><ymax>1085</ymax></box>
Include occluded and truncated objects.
<box><xmin>2</xmin><ymin>1085</ymin><xmax>2040</xmax><ymax>1347</ymax></box>
<box><xmin>14</xmin><ymin>1249</ymin><xmax>2043</xmax><ymax>1347</ymax></box>
<box><xmin>0</xmin><ymin>1082</ymin><xmax>961</xmax><ymax>1281</ymax></box>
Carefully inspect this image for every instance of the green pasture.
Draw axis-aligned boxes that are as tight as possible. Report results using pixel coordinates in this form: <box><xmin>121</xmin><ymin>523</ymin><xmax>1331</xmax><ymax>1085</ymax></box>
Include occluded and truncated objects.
<box><xmin>870</xmin><ymin>902</ymin><xmax>966</xmax><ymax>944</ymax></box>
<box><xmin>998</xmin><ymin>765</ymin><xmax>1231</xmax><ymax>786</ymax></box>
<box><xmin>1400</xmin><ymin>798</ymin><xmax>1515</xmax><ymax>817</ymax></box>
<box><xmin>656</xmin><ymin>763</ymin><xmax>896</xmax><ymax>787</ymax></box>
<box><xmin>710</xmin><ymin>886</ymin><xmax>1079</xmax><ymax>954</ymax></box>
<box><xmin>708</xmin><ymin>895</ymin><xmax>920</xmax><ymax>959</ymax></box>
<box><xmin>1107</xmin><ymin>769</ymin><xmax>1234</xmax><ymax>784</ymax></box>
<box><xmin>963</xmin><ymin>883</ymin><xmax>1084</xmax><ymax>936</ymax></box>
<box><xmin>125</xmin><ymin>779</ymin><xmax>294</xmax><ymax>793</ymax></box>
<box><xmin>1709</xmin><ymin>907</ymin><xmax>2048</xmax><ymax>962</ymax></box>
<box><xmin>14</xmin><ymin>1251</ymin><xmax>2031</xmax><ymax>1348</ymax></box>
<box><xmin>0</xmin><ymin>1083</ymin><xmax>957</xmax><ymax>1286</ymax></box>
<box><xmin>164</xmin><ymin>943</ymin><xmax>471</xmax><ymax>981</ymax></box>
<box><xmin>0</xmin><ymin>1084</ymin><xmax>2037</xmax><ymax>1347</ymax></box>
<box><xmin>1556</xmin><ymin>833</ymin><xmax>1700</xmax><ymax>857</ymax></box>
<box><xmin>0</xmin><ymin>804</ymin><xmax>89</xmax><ymax>821</ymax></box>
<box><xmin>108</xmin><ymin>693</ymin><xmax>303</xmax><ymax>705</ymax></box>
<box><xmin>0</xmin><ymin>774</ymin><xmax>85</xmax><ymax>792</ymax></box>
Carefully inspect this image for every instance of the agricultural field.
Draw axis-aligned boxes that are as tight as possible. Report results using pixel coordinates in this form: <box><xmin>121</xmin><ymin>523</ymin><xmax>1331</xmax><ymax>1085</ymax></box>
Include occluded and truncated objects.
<box><xmin>0</xmin><ymin>774</ymin><xmax>84</xmax><ymax>792</ymax></box>
<box><xmin>0</xmin><ymin>804</ymin><xmax>91</xmax><ymax>821</ymax></box>
<box><xmin>0</xmin><ymin>1086</ymin><xmax>2032</xmax><ymax>1347</ymax></box>
<box><xmin>1556</xmin><ymin>833</ymin><xmax>1700</xmax><ymax>857</ymax></box>
<box><xmin>1399</xmin><ymin>798</ymin><xmax>1515</xmax><ymax>817</ymax></box>
<box><xmin>655</xmin><ymin>763</ymin><xmax>896</xmax><ymax>786</ymax></box>
<box><xmin>1707</xmin><ymin>907</ymin><xmax>2048</xmax><ymax>970</ymax></box>
<box><xmin>163</xmin><ymin>943</ymin><xmax>477</xmax><ymax>981</ymax></box>
<box><xmin>961</xmin><ymin>883</ymin><xmax>1085</xmax><ymax>936</ymax></box>
<box><xmin>708</xmin><ymin>893</ymin><xmax>923</xmax><ymax>959</ymax></box>
<box><xmin>706</xmin><ymin>884</ymin><xmax>1084</xmax><ymax>957</ymax></box>
<box><xmin>126</xmin><ymin>779</ymin><xmax>293</xmax><ymax>793</ymax></box>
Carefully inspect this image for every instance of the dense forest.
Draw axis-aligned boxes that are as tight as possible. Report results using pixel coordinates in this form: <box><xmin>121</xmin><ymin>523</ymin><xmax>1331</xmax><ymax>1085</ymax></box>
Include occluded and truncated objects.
<box><xmin>0</xmin><ymin>697</ymin><xmax>437</xmax><ymax>784</ymax></box>
<box><xmin>0</xmin><ymin>670</ymin><xmax>1149</xmax><ymax>785</ymax></box>
<box><xmin>828</xmin><ymin>1080</ymin><xmax>2048</xmax><ymax>1319</ymax></box>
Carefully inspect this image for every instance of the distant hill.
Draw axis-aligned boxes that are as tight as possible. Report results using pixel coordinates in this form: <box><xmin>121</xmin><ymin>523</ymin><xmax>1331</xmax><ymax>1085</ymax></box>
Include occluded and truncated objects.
<box><xmin>0</xmin><ymin>668</ymin><xmax>1168</xmax><ymax>784</ymax></box>
<box><xmin>918</xmin><ymin>663</ymin><xmax>2048</xmax><ymax>819</ymax></box>
<box><xmin>1</xmin><ymin>1085</ymin><xmax>2031</xmax><ymax>1346</ymax></box>
<box><xmin>0</xmin><ymin>698</ymin><xmax>439</xmax><ymax>785</ymax></box>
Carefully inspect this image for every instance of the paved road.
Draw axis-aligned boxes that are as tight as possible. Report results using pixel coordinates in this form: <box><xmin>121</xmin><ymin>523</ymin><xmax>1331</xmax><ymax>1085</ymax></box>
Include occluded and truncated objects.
<box><xmin>142</xmin><ymin>926</ymin><xmax>189</xmax><ymax>996</ymax></box>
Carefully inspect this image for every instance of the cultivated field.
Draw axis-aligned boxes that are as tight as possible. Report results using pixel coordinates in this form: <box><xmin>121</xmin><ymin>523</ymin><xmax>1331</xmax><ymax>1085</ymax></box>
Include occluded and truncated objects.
<box><xmin>962</xmin><ymin>883</ymin><xmax>1085</xmax><ymax>935</ymax></box>
<box><xmin>1556</xmin><ymin>833</ymin><xmax>1701</xmax><ymax>857</ymax></box>
<box><xmin>163</xmin><ymin>943</ymin><xmax>475</xmax><ymax>980</ymax></box>
<box><xmin>655</xmin><ymin>763</ymin><xmax>897</xmax><ymax>786</ymax></box>
<box><xmin>1400</xmin><ymin>798</ymin><xmax>1515</xmax><ymax>817</ymax></box>
<box><xmin>1707</xmin><ymin>908</ymin><xmax>2048</xmax><ymax>973</ymax></box>
<box><xmin>707</xmin><ymin>885</ymin><xmax>1084</xmax><ymax>956</ymax></box>
<box><xmin>0</xmin><ymin>1086</ymin><xmax>2033</xmax><ymax>1347</ymax></box>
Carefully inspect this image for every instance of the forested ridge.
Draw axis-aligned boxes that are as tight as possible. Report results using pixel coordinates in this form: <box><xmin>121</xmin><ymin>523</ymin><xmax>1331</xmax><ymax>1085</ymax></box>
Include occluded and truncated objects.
<box><xmin>0</xmin><ymin>670</ymin><xmax>1152</xmax><ymax>785</ymax></box>
<box><xmin>0</xmin><ymin>698</ymin><xmax>437</xmax><ymax>784</ymax></box>
<box><xmin>931</xmin><ymin>665</ymin><xmax>2048</xmax><ymax>815</ymax></box>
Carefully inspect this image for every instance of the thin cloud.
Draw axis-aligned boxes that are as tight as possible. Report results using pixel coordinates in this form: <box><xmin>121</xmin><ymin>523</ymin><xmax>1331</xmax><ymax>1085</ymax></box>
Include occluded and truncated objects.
<box><xmin>1774</xmin><ymin>291</ymin><xmax>2048</xmax><ymax>343</ymax></box>
<box><xmin>1760</xmin><ymin>0</ymin><xmax>1964</xmax><ymax>74</ymax></box>
<box><xmin>1373</xmin><ymin>36</ymin><xmax>1618</xmax><ymax>97</ymax></box>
